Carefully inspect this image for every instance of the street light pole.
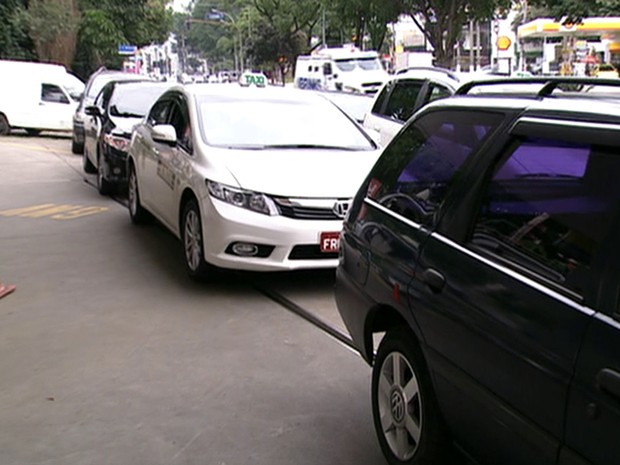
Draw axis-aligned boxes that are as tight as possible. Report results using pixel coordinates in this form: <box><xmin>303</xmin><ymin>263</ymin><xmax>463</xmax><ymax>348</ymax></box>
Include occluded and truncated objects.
<box><xmin>211</xmin><ymin>8</ymin><xmax>243</xmax><ymax>73</ymax></box>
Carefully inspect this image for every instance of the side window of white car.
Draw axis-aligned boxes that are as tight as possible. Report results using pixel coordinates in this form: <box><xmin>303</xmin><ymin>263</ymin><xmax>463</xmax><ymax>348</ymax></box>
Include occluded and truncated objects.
<box><xmin>384</xmin><ymin>80</ymin><xmax>424</xmax><ymax>122</ymax></box>
<box><xmin>147</xmin><ymin>100</ymin><xmax>170</xmax><ymax>127</ymax></box>
<box><xmin>41</xmin><ymin>84</ymin><xmax>70</xmax><ymax>104</ymax></box>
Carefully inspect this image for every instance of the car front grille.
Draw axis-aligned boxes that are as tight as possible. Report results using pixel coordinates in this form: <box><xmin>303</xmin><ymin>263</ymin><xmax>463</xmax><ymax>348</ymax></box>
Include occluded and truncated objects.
<box><xmin>273</xmin><ymin>198</ymin><xmax>350</xmax><ymax>220</ymax></box>
<box><xmin>289</xmin><ymin>245</ymin><xmax>338</xmax><ymax>260</ymax></box>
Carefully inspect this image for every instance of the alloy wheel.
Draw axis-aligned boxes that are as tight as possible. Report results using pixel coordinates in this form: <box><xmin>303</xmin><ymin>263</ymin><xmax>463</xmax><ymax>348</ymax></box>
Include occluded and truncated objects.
<box><xmin>377</xmin><ymin>351</ymin><xmax>422</xmax><ymax>461</ymax></box>
<box><xmin>184</xmin><ymin>209</ymin><xmax>202</xmax><ymax>272</ymax></box>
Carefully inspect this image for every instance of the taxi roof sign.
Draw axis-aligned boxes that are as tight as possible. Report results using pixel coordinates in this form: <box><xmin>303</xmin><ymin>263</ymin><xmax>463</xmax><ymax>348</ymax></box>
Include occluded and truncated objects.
<box><xmin>240</xmin><ymin>71</ymin><xmax>267</xmax><ymax>87</ymax></box>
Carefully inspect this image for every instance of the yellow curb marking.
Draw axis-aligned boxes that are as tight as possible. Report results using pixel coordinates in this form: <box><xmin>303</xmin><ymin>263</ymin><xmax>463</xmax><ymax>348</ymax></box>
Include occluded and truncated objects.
<box><xmin>0</xmin><ymin>142</ymin><xmax>71</xmax><ymax>154</ymax></box>
<box><xmin>0</xmin><ymin>203</ymin><xmax>109</xmax><ymax>220</ymax></box>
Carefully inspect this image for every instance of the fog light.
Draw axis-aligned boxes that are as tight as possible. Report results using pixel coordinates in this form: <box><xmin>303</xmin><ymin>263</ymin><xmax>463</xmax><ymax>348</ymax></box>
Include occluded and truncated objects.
<box><xmin>232</xmin><ymin>242</ymin><xmax>259</xmax><ymax>256</ymax></box>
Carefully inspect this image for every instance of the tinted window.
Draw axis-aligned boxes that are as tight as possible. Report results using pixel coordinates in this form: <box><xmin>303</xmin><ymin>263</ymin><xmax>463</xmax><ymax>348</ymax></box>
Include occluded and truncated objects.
<box><xmin>147</xmin><ymin>100</ymin><xmax>170</xmax><ymax>126</ymax></box>
<box><xmin>366</xmin><ymin>110</ymin><xmax>502</xmax><ymax>224</ymax></box>
<box><xmin>384</xmin><ymin>81</ymin><xmax>424</xmax><ymax>121</ymax></box>
<box><xmin>371</xmin><ymin>85</ymin><xmax>390</xmax><ymax>115</ymax></box>
<box><xmin>471</xmin><ymin>137</ymin><xmax>620</xmax><ymax>295</ymax></box>
<box><xmin>426</xmin><ymin>84</ymin><xmax>452</xmax><ymax>104</ymax></box>
<box><xmin>168</xmin><ymin>101</ymin><xmax>192</xmax><ymax>154</ymax></box>
<box><xmin>41</xmin><ymin>84</ymin><xmax>70</xmax><ymax>104</ymax></box>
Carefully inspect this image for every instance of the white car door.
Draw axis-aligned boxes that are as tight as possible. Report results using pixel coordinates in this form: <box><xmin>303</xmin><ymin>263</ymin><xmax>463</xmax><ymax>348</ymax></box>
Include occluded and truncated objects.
<box><xmin>150</xmin><ymin>98</ymin><xmax>193</xmax><ymax>233</ymax></box>
<box><xmin>37</xmin><ymin>83</ymin><xmax>76</xmax><ymax>130</ymax></box>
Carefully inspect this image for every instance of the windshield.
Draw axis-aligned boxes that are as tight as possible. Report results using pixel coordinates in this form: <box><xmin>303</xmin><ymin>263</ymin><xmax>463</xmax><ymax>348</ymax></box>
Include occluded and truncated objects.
<box><xmin>197</xmin><ymin>96</ymin><xmax>375</xmax><ymax>150</ymax></box>
<box><xmin>62</xmin><ymin>73</ymin><xmax>84</xmax><ymax>100</ymax></box>
<box><xmin>109</xmin><ymin>86</ymin><xmax>167</xmax><ymax>117</ymax></box>
<box><xmin>334</xmin><ymin>57</ymin><xmax>382</xmax><ymax>72</ymax></box>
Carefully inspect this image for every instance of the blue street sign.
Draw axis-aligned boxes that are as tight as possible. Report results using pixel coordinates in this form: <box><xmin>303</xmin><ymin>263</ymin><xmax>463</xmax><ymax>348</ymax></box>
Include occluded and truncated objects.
<box><xmin>206</xmin><ymin>11</ymin><xmax>224</xmax><ymax>21</ymax></box>
<box><xmin>118</xmin><ymin>44</ymin><xmax>137</xmax><ymax>55</ymax></box>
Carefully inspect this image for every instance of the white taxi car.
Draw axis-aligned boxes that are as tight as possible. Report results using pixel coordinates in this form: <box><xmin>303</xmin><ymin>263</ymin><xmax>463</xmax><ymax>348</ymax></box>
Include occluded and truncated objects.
<box><xmin>126</xmin><ymin>84</ymin><xmax>381</xmax><ymax>279</ymax></box>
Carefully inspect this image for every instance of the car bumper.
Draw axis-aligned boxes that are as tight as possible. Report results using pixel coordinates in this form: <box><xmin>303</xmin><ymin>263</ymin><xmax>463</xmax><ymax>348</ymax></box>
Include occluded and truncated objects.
<box><xmin>73</xmin><ymin>121</ymin><xmax>84</xmax><ymax>144</ymax></box>
<box><xmin>201</xmin><ymin>197</ymin><xmax>342</xmax><ymax>272</ymax></box>
<box><xmin>102</xmin><ymin>146</ymin><xmax>128</xmax><ymax>183</ymax></box>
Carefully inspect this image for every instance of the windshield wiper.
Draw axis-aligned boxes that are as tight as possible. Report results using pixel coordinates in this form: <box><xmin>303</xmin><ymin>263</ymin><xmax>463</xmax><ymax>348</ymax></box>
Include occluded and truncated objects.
<box><xmin>262</xmin><ymin>144</ymin><xmax>358</xmax><ymax>151</ymax></box>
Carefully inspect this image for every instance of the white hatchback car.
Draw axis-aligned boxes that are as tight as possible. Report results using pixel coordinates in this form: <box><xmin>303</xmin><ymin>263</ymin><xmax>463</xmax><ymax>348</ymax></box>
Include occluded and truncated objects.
<box><xmin>363</xmin><ymin>67</ymin><xmax>461</xmax><ymax>146</ymax></box>
<box><xmin>126</xmin><ymin>84</ymin><xmax>382</xmax><ymax>279</ymax></box>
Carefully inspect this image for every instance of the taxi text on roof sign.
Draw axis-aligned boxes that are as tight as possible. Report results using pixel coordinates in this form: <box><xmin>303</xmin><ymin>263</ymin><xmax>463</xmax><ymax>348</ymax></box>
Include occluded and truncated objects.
<box><xmin>240</xmin><ymin>72</ymin><xmax>267</xmax><ymax>87</ymax></box>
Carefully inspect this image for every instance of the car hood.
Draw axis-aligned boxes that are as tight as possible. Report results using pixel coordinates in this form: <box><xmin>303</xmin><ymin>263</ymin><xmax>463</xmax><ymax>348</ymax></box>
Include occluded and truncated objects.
<box><xmin>215</xmin><ymin>147</ymin><xmax>381</xmax><ymax>198</ymax></box>
<box><xmin>110</xmin><ymin>116</ymin><xmax>144</xmax><ymax>135</ymax></box>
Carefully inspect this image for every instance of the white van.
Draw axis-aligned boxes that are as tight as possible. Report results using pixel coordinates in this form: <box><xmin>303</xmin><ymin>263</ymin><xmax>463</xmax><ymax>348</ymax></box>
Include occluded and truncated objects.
<box><xmin>0</xmin><ymin>60</ymin><xmax>83</xmax><ymax>135</ymax></box>
<box><xmin>294</xmin><ymin>45</ymin><xmax>388</xmax><ymax>95</ymax></box>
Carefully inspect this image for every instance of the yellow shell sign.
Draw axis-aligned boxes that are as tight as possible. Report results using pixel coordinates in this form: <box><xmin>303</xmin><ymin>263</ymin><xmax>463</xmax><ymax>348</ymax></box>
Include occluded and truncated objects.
<box><xmin>497</xmin><ymin>35</ymin><xmax>512</xmax><ymax>51</ymax></box>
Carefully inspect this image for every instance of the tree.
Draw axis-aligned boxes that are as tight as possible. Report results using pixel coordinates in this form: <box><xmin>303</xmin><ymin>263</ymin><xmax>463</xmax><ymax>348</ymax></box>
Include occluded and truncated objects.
<box><xmin>0</xmin><ymin>0</ymin><xmax>35</xmax><ymax>60</ymax></box>
<box><xmin>528</xmin><ymin>0</ymin><xmax>620</xmax><ymax>24</ymax></box>
<box><xmin>26</xmin><ymin>0</ymin><xmax>80</xmax><ymax>67</ymax></box>
<box><xmin>401</xmin><ymin>0</ymin><xmax>511</xmax><ymax>68</ymax></box>
<box><xmin>73</xmin><ymin>0</ymin><xmax>173</xmax><ymax>78</ymax></box>
<box><xmin>252</xmin><ymin>0</ymin><xmax>322</xmax><ymax>72</ymax></box>
<box><xmin>329</xmin><ymin>0</ymin><xmax>404</xmax><ymax>51</ymax></box>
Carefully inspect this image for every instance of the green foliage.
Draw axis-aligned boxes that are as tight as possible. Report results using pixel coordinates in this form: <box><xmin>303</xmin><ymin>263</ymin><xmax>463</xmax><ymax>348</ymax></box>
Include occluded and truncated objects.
<box><xmin>27</xmin><ymin>0</ymin><xmax>80</xmax><ymax>66</ymax></box>
<box><xmin>0</xmin><ymin>0</ymin><xmax>35</xmax><ymax>60</ymax></box>
<box><xmin>402</xmin><ymin>0</ymin><xmax>512</xmax><ymax>68</ymax></box>
<box><xmin>73</xmin><ymin>0</ymin><xmax>173</xmax><ymax>78</ymax></box>
<box><xmin>529</xmin><ymin>0</ymin><xmax>620</xmax><ymax>23</ymax></box>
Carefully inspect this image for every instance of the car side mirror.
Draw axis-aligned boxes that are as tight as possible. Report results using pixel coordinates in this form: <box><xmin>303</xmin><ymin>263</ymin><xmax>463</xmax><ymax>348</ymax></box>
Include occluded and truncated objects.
<box><xmin>84</xmin><ymin>105</ymin><xmax>101</xmax><ymax>117</ymax></box>
<box><xmin>152</xmin><ymin>124</ymin><xmax>177</xmax><ymax>145</ymax></box>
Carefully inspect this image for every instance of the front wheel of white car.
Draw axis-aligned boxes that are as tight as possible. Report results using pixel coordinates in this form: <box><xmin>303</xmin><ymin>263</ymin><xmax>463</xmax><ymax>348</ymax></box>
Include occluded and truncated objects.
<box><xmin>128</xmin><ymin>163</ymin><xmax>150</xmax><ymax>224</ymax></box>
<box><xmin>181</xmin><ymin>199</ymin><xmax>214</xmax><ymax>280</ymax></box>
<box><xmin>372</xmin><ymin>327</ymin><xmax>451</xmax><ymax>465</ymax></box>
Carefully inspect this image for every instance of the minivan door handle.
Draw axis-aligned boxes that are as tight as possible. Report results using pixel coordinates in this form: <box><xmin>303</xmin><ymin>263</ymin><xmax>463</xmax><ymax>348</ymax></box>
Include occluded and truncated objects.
<box><xmin>597</xmin><ymin>368</ymin><xmax>620</xmax><ymax>400</ymax></box>
<box><xmin>421</xmin><ymin>268</ymin><xmax>445</xmax><ymax>294</ymax></box>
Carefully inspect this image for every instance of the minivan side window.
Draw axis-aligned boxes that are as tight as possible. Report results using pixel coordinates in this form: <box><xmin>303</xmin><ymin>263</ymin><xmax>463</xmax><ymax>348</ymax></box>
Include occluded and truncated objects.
<box><xmin>41</xmin><ymin>84</ymin><xmax>70</xmax><ymax>104</ymax></box>
<box><xmin>470</xmin><ymin>137</ymin><xmax>620</xmax><ymax>295</ymax></box>
<box><xmin>366</xmin><ymin>110</ymin><xmax>502</xmax><ymax>225</ymax></box>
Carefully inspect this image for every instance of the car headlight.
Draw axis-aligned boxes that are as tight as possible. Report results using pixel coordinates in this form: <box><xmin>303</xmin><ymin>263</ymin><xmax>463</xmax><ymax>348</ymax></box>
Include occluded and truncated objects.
<box><xmin>206</xmin><ymin>180</ymin><xmax>278</xmax><ymax>216</ymax></box>
<box><xmin>103</xmin><ymin>133</ymin><xmax>130</xmax><ymax>153</ymax></box>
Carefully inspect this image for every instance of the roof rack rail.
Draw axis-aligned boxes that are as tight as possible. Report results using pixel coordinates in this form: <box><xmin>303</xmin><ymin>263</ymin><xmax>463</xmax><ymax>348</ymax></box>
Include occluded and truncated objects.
<box><xmin>395</xmin><ymin>66</ymin><xmax>460</xmax><ymax>81</ymax></box>
<box><xmin>455</xmin><ymin>76</ymin><xmax>620</xmax><ymax>97</ymax></box>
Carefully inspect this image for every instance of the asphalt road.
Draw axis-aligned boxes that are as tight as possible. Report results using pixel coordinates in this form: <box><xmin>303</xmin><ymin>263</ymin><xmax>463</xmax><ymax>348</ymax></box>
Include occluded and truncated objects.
<box><xmin>0</xmin><ymin>133</ymin><xmax>386</xmax><ymax>465</ymax></box>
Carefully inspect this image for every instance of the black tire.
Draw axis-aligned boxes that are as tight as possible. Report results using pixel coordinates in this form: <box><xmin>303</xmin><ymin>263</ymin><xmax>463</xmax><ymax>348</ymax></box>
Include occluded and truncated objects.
<box><xmin>83</xmin><ymin>149</ymin><xmax>96</xmax><ymax>174</ymax></box>
<box><xmin>96</xmin><ymin>153</ymin><xmax>113</xmax><ymax>196</ymax></box>
<box><xmin>71</xmin><ymin>134</ymin><xmax>84</xmax><ymax>154</ymax></box>
<box><xmin>127</xmin><ymin>163</ymin><xmax>150</xmax><ymax>224</ymax></box>
<box><xmin>372</xmin><ymin>327</ymin><xmax>451</xmax><ymax>465</ymax></box>
<box><xmin>181</xmin><ymin>198</ymin><xmax>214</xmax><ymax>280</ymax></box>
<box><xmin>0</xmin><ymin>114</ymin><xmax>10</xmax><ymax>135</ymax></box>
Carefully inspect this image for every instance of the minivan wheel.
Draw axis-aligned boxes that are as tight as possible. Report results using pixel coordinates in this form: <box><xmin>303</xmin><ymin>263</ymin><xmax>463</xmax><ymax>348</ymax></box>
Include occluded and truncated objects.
<box><xmin>0</xmin><ymin>114</ymin><xmax>10</xmax><ymax>135</ymax></box>
<box><xmin>128</xmin><ymin>164</ymin><xmax>150</xmax><ymax>224</ymax></box>
<box><xmin>372</xmin><ymin>328</ymin><xmax>450</xmax><ymax>465</ymax></box>
<box><xmin>96</xmin><ymin>153</ymin><xmax>113</xmax><ymax>196</ymax></box>
<box><xmin>181</xmin><ymin>199</ymin><xmax>213</xmax><ymax>280</ymax></box>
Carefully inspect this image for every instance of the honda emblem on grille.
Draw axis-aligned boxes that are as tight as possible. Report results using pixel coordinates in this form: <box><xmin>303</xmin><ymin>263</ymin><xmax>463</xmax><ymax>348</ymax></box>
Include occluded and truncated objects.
<box><xmin>332</xmin><ymin>200</ymin><xmax>350</xmax><ymax>219</ymax></box>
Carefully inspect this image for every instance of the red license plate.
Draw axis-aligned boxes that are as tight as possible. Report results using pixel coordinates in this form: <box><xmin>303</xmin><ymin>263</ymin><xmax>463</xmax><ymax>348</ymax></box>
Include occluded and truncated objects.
<box><xmin>320</xmin><ymin>232</ymin><xmax>340</xmax><ymax>253</ymax></box>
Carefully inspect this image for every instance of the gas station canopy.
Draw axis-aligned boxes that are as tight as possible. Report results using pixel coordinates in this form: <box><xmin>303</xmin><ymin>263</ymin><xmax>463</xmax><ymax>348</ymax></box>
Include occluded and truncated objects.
<box><xmin>518</xmin><ymin>17</ymin><xmax>620</xmax><ymax>40</ymax></box>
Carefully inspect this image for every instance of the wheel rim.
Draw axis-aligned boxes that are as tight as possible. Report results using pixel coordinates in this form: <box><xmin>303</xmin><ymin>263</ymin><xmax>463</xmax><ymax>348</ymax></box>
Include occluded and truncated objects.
<box><xmin>377</xmin><ymin>351</ymin><xmax>422</xmax><ymax>461</ymax></box>
<box><xmin>128</xmin><ymin>170</ymin><xmax>138</xmax><ymax>216</ymax></box>
<box><xmin>184</xmin><ymin>209</ymin><xmax>202</xmax><ymax>271</ymax></box>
